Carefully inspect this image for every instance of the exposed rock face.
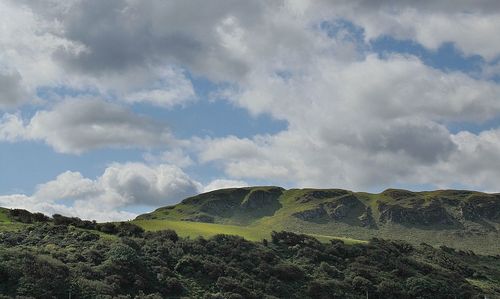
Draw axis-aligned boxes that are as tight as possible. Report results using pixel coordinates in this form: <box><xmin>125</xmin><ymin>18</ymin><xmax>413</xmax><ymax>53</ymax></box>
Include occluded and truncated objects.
<box><xmin>182</xmin><ymin>214</ymin><xmax>214</xmax><ymax>223</ymax></box>
<box><xmin>197</xmin><ymin>189</ymin><xmax>251</xmax><ymax>217</ymax></box>
<box><xmin>378</xmin><ymin>202</ymin><xmax>455</xmax><ymax>226</ymax></box>
<box><xmin>240</xmin><ymin>188</ymin><xmax>283</xmax><ymax>210</ymax></box>
<box><xmin>296</xmin><ymin>189</ymin><xmax>350</xmax><ymax>203</ymax></box>
<box><xmin>358</xmin><ymin>207</ymin><xmax>376</xmax><ymax>228</ymax></box>
<box><xmin>292</xmin><ymin>208</ymin><xmax>327</xmax><ymax>221</ymax></box>
<box><xmin>186</xmin><ymin>187</ymin><xmax>285</xmax><ymax>219</ymax></box>
<box><xmin>321</xmin><ymin>195</ymin><xmax>363</xmax><ymax>220</ymax></box>
<box><xmin>459</xmin><ymin>194</ymin><xmax>500</xmax><ymax>221</ymax></box>
<box><xmin>293</xmin><ymin>194</ymin><xmax>366</xmax><ymax>224</ymax></box>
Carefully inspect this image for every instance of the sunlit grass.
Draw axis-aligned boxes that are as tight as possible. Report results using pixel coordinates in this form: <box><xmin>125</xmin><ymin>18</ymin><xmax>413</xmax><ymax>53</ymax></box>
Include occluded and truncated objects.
<box><xmin>133</xmin><ymin>219</ymin><xmax>366</xmax><ymax>244</ymax></box>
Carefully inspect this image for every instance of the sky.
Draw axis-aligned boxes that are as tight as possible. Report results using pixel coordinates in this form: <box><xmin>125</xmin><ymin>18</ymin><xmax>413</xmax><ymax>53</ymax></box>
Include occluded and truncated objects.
<box><xmin>1</xmin><ymin>0</ymin><xmax>500</xmax><ymax>221</ymax></box>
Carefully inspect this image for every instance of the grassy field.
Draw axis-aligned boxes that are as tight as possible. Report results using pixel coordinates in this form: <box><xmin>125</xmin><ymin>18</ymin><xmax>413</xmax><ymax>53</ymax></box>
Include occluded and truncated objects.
<box><xmin>133</xmin><ymin>218</ymin><xmax>367</xmax><ymax>245</ymax></box>
<box><xmin>0</xmin><ymin>208</ymin><xmax>10</xmax><ymax>223</ymax></box>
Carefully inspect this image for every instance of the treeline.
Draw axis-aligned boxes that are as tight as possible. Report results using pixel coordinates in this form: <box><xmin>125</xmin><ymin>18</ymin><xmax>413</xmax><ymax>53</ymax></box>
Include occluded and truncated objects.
<box><xmin>1</xmin><ymin>220</ymin><xmax>497</xmax><ymax>298</ymax></box>
<box><xmin>7</xmin><ymin>209</ymin><xmax>144</xmax><ymax>237</ymax></box>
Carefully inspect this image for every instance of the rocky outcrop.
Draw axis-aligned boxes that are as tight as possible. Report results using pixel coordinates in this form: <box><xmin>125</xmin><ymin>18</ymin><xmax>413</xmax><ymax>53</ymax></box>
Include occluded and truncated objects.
<box><xmin>459</xmin><ymin>194</ymin><xmax>500</xmax><ymax>221</ymax></box>
<box><xmin>292</xmin><ymin>208</ymin><xmax>327</xmax><ymax>221</ymax></box>
<box><xmin>358</xmin><ymin>207</ymin><xmax>376</xmax><ymax>228</ymax></box>
<box><xmin>293</xmin><ymin>194</ymin><xmax>366</xmax><ymax>223</ymax></box>
<box><xmin>322</xmin><ymin>194</ymin><xmax>364</xmax><ymax>220</ymax></box>
<box><xmin>240</xmin><ymin>188</ymin><xmax>283</xmax><ymax>210</ymax></box>
<box><xmin>296</xmin><ymin>189</ymin><xmax>350</xmax><ymax>203</ymax></box>
<box><xmin>378</xmin><ymin>202</ymin><xmax>455</xmax><ymax>226</ymax></box>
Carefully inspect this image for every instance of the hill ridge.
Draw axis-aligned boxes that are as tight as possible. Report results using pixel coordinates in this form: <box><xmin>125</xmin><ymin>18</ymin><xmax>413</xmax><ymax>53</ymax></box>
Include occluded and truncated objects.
<box><xmin>135</xmin><ymin>186</ymin><xmax>500</xmax><ymax>255</ymax></box>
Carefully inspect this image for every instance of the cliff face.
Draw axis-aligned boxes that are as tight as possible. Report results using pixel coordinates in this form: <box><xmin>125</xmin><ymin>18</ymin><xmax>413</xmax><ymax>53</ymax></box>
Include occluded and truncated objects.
<box><xmin>378</xmin><ymin>202</ymin><xmax>455</xmax><ymax>226</ymax></box>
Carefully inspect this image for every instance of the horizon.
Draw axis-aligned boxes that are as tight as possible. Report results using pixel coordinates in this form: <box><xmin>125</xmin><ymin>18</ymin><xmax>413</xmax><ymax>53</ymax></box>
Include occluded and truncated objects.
<box><xmin>1</xmin><ymin>1</ymin><xmax>500</xmax><ymax>221</ymax></box>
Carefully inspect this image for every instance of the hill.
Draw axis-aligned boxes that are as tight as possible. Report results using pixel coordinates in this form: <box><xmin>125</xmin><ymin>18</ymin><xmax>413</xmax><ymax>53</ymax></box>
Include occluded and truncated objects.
<box><xmin>0</xmin><ymin>205</ymin><xmax>499</xmax><ymax>297</ymax></box>
<box><xmin>135</xmin><ymin>187</ymin><xmax>500</xmax><ymax>255</ymax></box>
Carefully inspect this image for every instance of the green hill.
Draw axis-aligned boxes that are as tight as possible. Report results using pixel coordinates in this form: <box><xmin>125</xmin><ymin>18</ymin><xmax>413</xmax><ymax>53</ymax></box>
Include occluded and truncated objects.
<box><xmin>0</xmin><ymin>201</ymin><xmax>499</xmax><ymax>297</ymax></box>
<box><xmin>135</xmin><ymin>186</ymin><xmax>500</xmax><ymax>255</ymax></box>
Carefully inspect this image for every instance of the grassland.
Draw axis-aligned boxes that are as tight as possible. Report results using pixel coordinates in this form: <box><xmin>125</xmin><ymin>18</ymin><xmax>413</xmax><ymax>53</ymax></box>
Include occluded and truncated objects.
<box><xmin>136</xmin><ymin>186</ymin><xmax>500</xmax><ymax>254</ymax></box>
<box><xmin>133</xmin><ymin>219</ymin><xmax>366</xmax><ymax>245</ymax></box>
<box><xmin>0</xmin><ymin>208</ymin><xmax>25</xmax><ymax>232</ymax></box>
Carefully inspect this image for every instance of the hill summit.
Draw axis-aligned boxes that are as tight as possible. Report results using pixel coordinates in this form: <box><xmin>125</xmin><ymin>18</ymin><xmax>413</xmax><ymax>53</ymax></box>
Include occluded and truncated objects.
<box><xmin>136</xmin><ymin>186</ymin><xmax>500</xmax><ymax>255</ymax></box>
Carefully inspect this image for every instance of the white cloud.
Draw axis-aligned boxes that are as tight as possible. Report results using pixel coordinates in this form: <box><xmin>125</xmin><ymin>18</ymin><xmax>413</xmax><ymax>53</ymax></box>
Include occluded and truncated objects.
<box><xmin>0</xmin><ymin>113</ymin><xmax>26</xmax><ymax>142</ymax></box>
<box><xmin>144</xmin><ymin>149</ymin><xmax>195</xmax><ymax>168</ymax></box>
<box><xmin>196</xmin><ymin>52</ymin><xmax>500</xmax><ymax>191</ymax></box>
<box><xmin>309</xmin><ymin>0</ymin><xmax>500</xmax><ymax>60</ymax></box>
<box><xmin>122</xmin><ymin>67</ymin><xmax>196</xmax><ymax>108</ymax></box>
<box><xmin>0</xmin><ymin>98</ymin><xmax>173</xmax><ymax>153</ymax></box>
<box><xmin>203</xmin><ymin>179</ymin><xmax>249</xmax><ymax>193</ymax></box>
<box><xmin>1</xmin><ymin>0</ymin><xmax>500</xmax><ymax>196</ymax></box>
<box><xmin>0</xmin><ymin>163</ymin><xmax>202</xmax><ymax>221</ymax></box>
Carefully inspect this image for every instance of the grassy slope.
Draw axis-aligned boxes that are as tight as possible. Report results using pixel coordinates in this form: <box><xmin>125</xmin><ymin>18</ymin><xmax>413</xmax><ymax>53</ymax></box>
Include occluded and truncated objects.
<box><xmin>0</xmin><ymin>208</ymin><xmax>25</xmax><ymax>232</ymax></box>
<box><xmin>135</xmin><ymin>187</ymin><xmax>500</xmax><ymax>254</ymax></box>
<box><xmin>133</xmin><ymin>219</ymin><xmax>365</xmax><ymax>245</ymax></box>
<box><xmin>0</xmin><ymin>208</ymin><xmax>10</xmax><ymax>223</ymax></box>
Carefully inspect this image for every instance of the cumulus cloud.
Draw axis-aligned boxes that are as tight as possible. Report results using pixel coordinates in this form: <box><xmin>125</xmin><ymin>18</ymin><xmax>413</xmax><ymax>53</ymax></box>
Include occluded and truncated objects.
<box><xmin>0</xmin><ymin>163</ymin><xmax>202</xmax><ymax>221</ymax></box>
<box><xmin>122</xmin><ymin>67</ymin><xmax>196</xmax><ymax>108</ymax></box>
<box><xmin>196</xmin><ymin>52</ymin><xmax>500</xmax><ymax>191</ymax></box>
<box><xmin>1</xmin><ymin>0</ymin><xmax>500</xmax><ymax>198</ymax></box>
<box><xmin>310</xmin><ymin>0</ymin><xmax>500</xmax><ymax>60</ymax></box>
<box><xmin>0</xmin><ymin>98</ymin><xmax>173</xmax><ymax>153</ymax></box>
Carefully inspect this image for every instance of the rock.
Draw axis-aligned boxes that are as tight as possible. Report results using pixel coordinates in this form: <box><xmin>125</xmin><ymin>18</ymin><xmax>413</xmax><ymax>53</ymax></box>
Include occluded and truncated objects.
<box><xmin>292</xmin><ymin>208</ymin><xmax>327</xmax><ymax>221</ymax></box>
<box><xmin>240</xmin><ymin>188</ymin><xmax>283</xmax><ymax>210</ymax></box>
<box><xmin>358</xmin><ymin>207</ymin><xmax>376</xmax><ymax>228</ymax></box>
<box><xmin>296</xmin><ymin>189</ymin><xmax>350</xmax><ymax>203</ymax></box>
<box><xmin>459</xmin><ymin>194</ymin><xmax>500</xmax><ymax>221</ymax></box>
<box><xmin>322</xmin><ymin>194</ymin><xmax>364</xmax><ymax>220</ymax></box>
<box><xmin>379</xmin><ymin>202</ymin><xmax>455</xmax><ymax>226</ymax></box>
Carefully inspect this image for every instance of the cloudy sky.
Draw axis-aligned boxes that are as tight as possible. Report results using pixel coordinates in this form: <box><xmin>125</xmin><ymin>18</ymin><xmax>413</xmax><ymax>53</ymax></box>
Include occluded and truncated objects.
<box><xmin>1</xmin><ymin>0</ymin><xmax>500</xmax><ymax>221</ymax></box>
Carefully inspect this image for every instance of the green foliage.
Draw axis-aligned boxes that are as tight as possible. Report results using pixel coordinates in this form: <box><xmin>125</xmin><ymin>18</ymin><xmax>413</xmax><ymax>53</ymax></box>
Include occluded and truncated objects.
<box><xmin>0</xmin><ymin>223</ymin><xmax>497</xmax><ymax>298</ymax></box>
<box><xmin>9</xmin><ymin>209</ymin><xmax>50</xmax><ymax>224</ymax></box>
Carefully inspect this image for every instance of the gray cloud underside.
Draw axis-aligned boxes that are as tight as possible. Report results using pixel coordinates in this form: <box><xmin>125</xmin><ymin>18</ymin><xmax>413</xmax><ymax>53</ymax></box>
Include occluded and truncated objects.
<box><xmin>0</xmin><ymin>98</ymin><xmax>173</xmax><ymax>153</ymax></box>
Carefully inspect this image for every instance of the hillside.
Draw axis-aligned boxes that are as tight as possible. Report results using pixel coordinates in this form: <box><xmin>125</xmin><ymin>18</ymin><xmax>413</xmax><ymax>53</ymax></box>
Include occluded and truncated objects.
<box><xmin>136</xmin><ymin>187</ymin><xmax>500</xmax><ymax>255</ymax></box>
<box><xmin>0</xmin><ymin>221</ymin><xmax>499</xmax><ymax>298</ymax></box>
<box><xmin>0</xmin><ymin>205</ymin><xmax>499</xmax><ymax>297</ymax></box>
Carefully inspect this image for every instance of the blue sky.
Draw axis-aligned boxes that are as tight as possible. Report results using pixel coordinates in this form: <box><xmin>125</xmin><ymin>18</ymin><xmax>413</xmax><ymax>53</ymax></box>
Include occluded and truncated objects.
<box><xmin>1</xmin><ymin>0</ymin><xmax>500</xmax><ymax>220</ymax></box>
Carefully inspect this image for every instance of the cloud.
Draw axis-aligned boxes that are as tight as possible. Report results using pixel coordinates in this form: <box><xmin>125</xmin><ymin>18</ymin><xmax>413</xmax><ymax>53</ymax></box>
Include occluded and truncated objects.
<box><xmin>196</xmin><ymin>52</ymin><xmax>500</xmax><ymax>191</ymax></box>
<box><xmin>0</xmin><ymin>70</ymin><xmax>29</xmax><ymax>109</ymax></box>
<box><xmin>0</xmin><ymin>98</ymin><xmax>173</xmax><ymax>153</ymax></box>
<box><xmin>309</xmin><ymin>0</ymin><xmax>500</xmax><ymax>60</ymax></box>
<box><xmin>0</xmin><ymin>162</ymin><xmax>202</xmax><ymax>221</ymax></box>
<box><xmin>122</xmin><ymin>67</ymin><xmax>196</xmax><ymax>108</ymax></box>
<box><xmin>49</xmin><ymin>0</ymin><xmax>267</xmax><ymax>81</ymax></box>
<box><xmin>203</xmin><ymin>179</ymin><xmax>249</xmax><ymax>193</ymax></box>
<box><xmin>1</xmin><ymin>0</ymin><xmax>500</xmax><ymax>196</ymax></box>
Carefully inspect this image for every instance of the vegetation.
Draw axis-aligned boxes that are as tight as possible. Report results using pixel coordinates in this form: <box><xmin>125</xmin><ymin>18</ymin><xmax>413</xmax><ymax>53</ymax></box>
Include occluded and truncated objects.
<box><xmin>0</xmin><ymin>219</ymin><xmax>499</xmax><ymax>298</ymax></box>
<box><xmin>0</xmin><ymin>185</ymin><xmax>499</xmax><ymax>297</ymax></box>
<box><xmin>137</xmin><ymin>187</ymin><xmax>500</xmax><ymax>255</ymax></box>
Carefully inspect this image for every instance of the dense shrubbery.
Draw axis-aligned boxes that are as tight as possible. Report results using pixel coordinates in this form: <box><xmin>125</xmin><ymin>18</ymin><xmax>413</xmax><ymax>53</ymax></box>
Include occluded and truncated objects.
<box><xmin>8</xmin><ymin>209</ymin><xmax>50</xmax><ymax>223</ymax></box>
<box><xmin>0</xmin><ymin>222</ymin><xmax>496</xmax><ymax>298</ymax></box>
<box><xmin>8</xmin><ymin>209</ymin><xmax>145</xmax><ymax>238</ymax></box>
